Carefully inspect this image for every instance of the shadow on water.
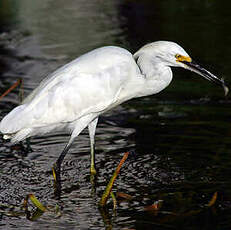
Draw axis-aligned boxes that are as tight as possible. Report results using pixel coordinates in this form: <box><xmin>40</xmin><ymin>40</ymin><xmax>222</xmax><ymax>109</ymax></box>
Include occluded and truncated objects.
<box><xmin>1</xmin><ymin>0</ymin><xmax>231</xmax><ymax>229</ymax></box>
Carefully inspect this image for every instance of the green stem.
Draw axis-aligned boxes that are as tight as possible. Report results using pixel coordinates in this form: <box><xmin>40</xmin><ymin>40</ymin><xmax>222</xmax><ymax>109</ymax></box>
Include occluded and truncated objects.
<box><xmin>99</xmin><ymin>152</ymin><xmax>129</xmax><ymax>207</ymax></box>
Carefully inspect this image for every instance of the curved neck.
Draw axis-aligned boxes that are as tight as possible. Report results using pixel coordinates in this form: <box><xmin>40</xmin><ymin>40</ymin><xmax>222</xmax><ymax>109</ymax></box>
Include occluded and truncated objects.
<box><xmin>135</xmin><ymin>54</ymin><xmax>173</xmax><ymax>97</ymax></box>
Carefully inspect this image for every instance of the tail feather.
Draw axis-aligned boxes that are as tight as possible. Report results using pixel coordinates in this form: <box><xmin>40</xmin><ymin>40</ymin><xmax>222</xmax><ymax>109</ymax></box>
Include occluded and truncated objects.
<box><xmin>0</xmin><ymin>104</ymin><xmax>34</xmax><ymax>143</ymax></box>
<box><xmin>3</xmin><ymin>134</ymin><xmax>13</xmax><ymax>140</ymax></box>
<box><xmin>10</xmin><ymin>128</ymin><xmax>32</xmax><ymax>143</ymax></box>
<box><xmin>0</xmin><ymin>104</ymin><xmax>28</xmax><ymax>134</ymax></box>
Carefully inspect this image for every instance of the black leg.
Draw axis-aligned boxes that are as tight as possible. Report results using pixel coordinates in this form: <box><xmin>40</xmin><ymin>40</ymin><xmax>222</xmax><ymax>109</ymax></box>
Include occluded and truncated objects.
<box><xmin>53</xmin><ymin>142</ymin><xmax>72</xmax><ymax>198</ymax></box>
<box><xmin>52</xmin><ymin>114</ymin><xmax>95</xmax><ymax>198</ymax></box>
<box><xmin>26</xmin><ymin>138</ymin><xmax>33</xmax><ymax>152</ymax></box>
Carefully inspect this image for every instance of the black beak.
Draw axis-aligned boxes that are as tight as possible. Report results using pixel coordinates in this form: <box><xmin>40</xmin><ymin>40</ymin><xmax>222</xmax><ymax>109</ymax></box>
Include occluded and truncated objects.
<box><xmin>183</xmin><ymin>60</ymin><xmax>229</xmax><ymax>96</ymax></box>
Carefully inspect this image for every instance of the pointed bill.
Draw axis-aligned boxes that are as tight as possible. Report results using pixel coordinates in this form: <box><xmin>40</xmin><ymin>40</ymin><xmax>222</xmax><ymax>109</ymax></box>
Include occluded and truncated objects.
<box><xmin>180</xmin><ymin>58</ymin><xmax>229</xmax><ymax>96</ymax></box>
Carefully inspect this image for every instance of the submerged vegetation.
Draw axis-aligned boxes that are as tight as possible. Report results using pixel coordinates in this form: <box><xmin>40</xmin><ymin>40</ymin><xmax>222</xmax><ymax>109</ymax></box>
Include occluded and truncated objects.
<box><xmin>0</xmin><ymin>147</ymin><xmax>221</xmax><ymax>228</ymax></box>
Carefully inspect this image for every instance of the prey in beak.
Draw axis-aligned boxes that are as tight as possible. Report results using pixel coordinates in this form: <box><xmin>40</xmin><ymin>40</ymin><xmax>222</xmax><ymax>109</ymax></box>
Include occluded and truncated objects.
<box><xmin>176</xmin><ymin>54</ymin><xmax>229</xmax><ymax>96</ymax></box>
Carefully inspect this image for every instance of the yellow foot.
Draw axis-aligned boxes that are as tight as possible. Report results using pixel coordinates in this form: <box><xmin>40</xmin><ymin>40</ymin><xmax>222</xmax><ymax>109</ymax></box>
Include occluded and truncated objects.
<box><xmin>90</xmin><ymin>166</ymin><xmax>97</xmax><ymax>176</ymax></box>
<box><xmin>52</xmin><ymin>164</ymin><xmax>57</xmax><ymax>182</ymax></box>
<box><xmin>90</xmin><ymin>167</ymin><xmax>97</xmax><ymax>191</ymax></box>
<box><xmin>52</xmin><ymin>163</ymin><xmax>62</xmax><ymax>199</ymax></box>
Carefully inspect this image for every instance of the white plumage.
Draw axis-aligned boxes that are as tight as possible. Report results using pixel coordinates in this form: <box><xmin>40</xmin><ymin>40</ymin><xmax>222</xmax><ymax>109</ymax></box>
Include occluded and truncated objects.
<box><xmin>0</xmin><ymin>46</ymin><xmax>139</xmax><ymax>142</ymax></box>
<box><xmin>0</xmin><ymin>41</ymin><xmax>226</xmax><ymax>177</ymax></box>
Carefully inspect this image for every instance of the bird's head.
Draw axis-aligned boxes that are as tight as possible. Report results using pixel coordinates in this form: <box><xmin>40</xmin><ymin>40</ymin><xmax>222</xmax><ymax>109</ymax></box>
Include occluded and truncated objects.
<box><xmin>135</xmin><ymin>41</ymin><xmax>229</xmax><ymax>95</ymax></box>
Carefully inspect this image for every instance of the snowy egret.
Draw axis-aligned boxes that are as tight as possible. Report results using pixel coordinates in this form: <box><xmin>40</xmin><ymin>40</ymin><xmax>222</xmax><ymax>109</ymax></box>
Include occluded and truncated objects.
<box><xmin>0</xmin><ymin>41</ymin><xmax>228</xmax><ymax>194</ymax></box>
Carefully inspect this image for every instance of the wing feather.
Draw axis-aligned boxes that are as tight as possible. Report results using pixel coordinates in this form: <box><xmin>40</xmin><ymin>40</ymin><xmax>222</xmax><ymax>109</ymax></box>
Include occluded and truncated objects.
<box><xmin>0</xmin><ymin>46</ymin><xmax>136</xmax><ymax>134</ymax></box>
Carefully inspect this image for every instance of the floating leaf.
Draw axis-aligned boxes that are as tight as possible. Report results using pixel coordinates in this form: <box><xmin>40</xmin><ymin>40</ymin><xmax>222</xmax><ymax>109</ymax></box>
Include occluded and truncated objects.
<box><xmin>28</xmin><ymin>194</ymin><xmax>47</xmax><ymax>212</ymax></box>
<box><xmin>144</xmin><ymin>200</ymin><xmax>163</xmax><ymax>212</ymax></box>
<box><xmin>23</xmin><ymin>196</ymin><xmax>29</xmax><ymax>211</ymax></box>
<box><xmin>23</xmin><ymin>194</ymin><xmax>48</xmax><ymax>220</ymax></box>
<box><xmin>54</xmin><ymin>204</ymin><xmax>62</xmax><ymax>218</ymax></box>
<box><xmin>207</xmin><ymin>192</ymin><xmax>218</xmax><ymax>207</ymax></box>
<box><xmin>117</xmin><ymin>192</ymin><xmax>133</xmax><ymax>201</ymax></box>
<box><xmin>28</xmin><ymin>209</ymin><xmax>44</xmax><ymax>221</ymax></box>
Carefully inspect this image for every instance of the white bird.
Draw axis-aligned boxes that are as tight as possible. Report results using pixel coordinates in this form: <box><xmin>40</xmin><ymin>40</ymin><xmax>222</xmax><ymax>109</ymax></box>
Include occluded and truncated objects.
<box><xmin>0</xmin><ymin>41</ymin><xmax>227</xmax><ymax>195</ymax></box>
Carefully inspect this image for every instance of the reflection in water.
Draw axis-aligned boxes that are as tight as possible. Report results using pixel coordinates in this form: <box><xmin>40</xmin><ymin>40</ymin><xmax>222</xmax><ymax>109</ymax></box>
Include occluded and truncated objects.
<box><xmin>0</xmin><ymin>0</ymin><xmax>231</xmax><ymax>229</ymax></box>
<box><xmin>17</xmin><ymin>0</ymin><xmax>123</xmax><ymax>57</ymax></box>
<box><xmin>0</xmin><ymin>0</ymin><xmax>19</xmax><ymax>32</ymax></box>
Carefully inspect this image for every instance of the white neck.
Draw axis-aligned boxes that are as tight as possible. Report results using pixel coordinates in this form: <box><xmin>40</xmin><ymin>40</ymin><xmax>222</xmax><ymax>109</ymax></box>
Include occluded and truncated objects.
<box><xmin>134</xmin><ymin>54</ymin><xmax>173</xmax><ymax>97</ymax></box>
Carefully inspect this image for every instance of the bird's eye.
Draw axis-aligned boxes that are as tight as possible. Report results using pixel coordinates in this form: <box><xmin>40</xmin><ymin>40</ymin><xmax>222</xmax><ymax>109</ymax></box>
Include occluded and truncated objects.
<box><xmin>175</xmin><ymin>54</ymin><xmax>192</xmax><ymax>63</ymax></box>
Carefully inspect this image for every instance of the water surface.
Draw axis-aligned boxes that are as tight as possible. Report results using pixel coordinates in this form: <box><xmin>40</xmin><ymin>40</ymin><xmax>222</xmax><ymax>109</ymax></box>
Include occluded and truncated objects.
<box><xmin>1</xmin><ymin>0</ymin><xmax>231</xmax><ymax>229</ymax></box>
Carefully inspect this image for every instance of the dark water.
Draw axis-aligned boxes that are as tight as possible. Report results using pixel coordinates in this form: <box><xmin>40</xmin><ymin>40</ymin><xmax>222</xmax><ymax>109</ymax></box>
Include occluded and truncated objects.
<box><xmin>1</xmin><ymin>0</ymin><xmax>231</xmax><ymax>229</ymax></box>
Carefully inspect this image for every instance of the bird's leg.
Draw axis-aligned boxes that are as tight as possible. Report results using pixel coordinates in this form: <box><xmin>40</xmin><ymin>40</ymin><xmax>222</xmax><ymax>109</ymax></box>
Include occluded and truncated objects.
<box><xmin>53</xmin><ymin>142</ymin><xmax>72</xmax><ymax>198</ymax></box>
<box><xmin>26</xmin><ymin>138</ymin><xmax>33</xmax><ymax>152</ymax></box>
<box><xmin>52</xmin><ymin>115</ymin><xmax>94</xmax><ymax>198</ymax></box>
<box><xmin>88</xmin><ymin>118</ymin><xmax>98</xmax><ymax>176</ymax></box>
<box><xmin>90</xmin><ymin>142</ymin><xmax>96</xmax><ymax>175</ymax></box>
